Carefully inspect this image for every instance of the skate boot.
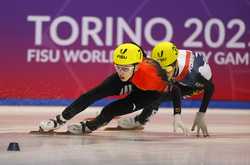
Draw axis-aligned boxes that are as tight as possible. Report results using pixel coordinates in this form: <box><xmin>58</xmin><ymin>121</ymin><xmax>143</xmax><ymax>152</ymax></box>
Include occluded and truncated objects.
<box><xmin>39</xmin><ymin>115</ymin><xmax>67</xmax><ymax>132</ymax></box>
<box><xmin>67</xmin><ymin>121</ymin><xmax>92</xmax><ymax>135</ymax></box>
<box><xmin>117</xmin><ymin>116</ymin><xmax>144</xmax><ymax>130</ymax></box>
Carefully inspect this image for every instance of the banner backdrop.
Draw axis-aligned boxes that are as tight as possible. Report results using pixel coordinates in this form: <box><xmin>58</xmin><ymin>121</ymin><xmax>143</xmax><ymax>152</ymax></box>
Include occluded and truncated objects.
<box><xmin>0</xmin><ymin>0</ymin><xmax>250</xmax><ymax>105</ymax></box>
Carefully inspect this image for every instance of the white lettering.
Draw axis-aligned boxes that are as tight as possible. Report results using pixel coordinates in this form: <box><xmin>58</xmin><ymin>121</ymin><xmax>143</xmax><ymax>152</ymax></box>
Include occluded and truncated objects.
<box><xmin>27</xmin><ymin>49</ymin><xmax>60</xmax><ymax>63</ymax></box>
<box><xmin>50</xmin><ymin>16</ymin><xmax>79</xmax><ymax>46</ymax></box>
<box><xmin>144</xmin><ymin>17</ymin><xmax>173</xmax><ymax>46</ymax></box>
<box><xmin>105</xmin><ymin>17</ymin><xmax>113</xmax><ymax>46</ymax></box>
<box><xmin>82</xmin><ymin>17</ymin><xmax>103</xmax><ymax>46</ymax></box>
<box><xmin>63</xmin><ymin>49</ymin><xmax>113</xmax><ymax>63</ymax></box>
<box><xmin>117</xmin><ymin>17</ymin><xmax>142</xmax><ymax>45</ymax></box>
<box><xmin>214</xmin><ymin>51</ymin><xmax>249</xmax><ymax>65</ymax></box>
<box><xmin>27</xmin><ymin>16</ymin><xmax>51</xmax><ymax>45</ymax></box>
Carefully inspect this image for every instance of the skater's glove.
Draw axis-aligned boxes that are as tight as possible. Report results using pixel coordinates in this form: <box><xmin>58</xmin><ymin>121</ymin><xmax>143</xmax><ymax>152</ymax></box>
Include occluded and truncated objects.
<box><xmin>173</xmin><ymin>114</ymin><xmax>189</xmax><ymax>136</ymax></box>
<box><xmin>191</xmin><ymin>112</ymin><xmax>209</xmax><ymax>137</ymax></box>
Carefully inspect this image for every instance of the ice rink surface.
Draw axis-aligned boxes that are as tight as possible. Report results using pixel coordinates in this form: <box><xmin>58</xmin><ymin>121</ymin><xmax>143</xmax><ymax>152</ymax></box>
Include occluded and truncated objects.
<box><xmin>0</xmin><ymin>106</ymin><xmax>250</xmax><ymax>165</ymax></box>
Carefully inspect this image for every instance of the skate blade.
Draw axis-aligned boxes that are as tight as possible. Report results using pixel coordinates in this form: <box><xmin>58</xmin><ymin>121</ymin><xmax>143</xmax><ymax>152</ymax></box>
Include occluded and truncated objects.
<box><xmin>29</xmin><ymin>130</ymin><xmax>73</xmax><ymax>135</ymax></box>
<box><xmin>104</xmin><ymin>126</ymin><xmax>144</xmax><ymax>131</ymax></box>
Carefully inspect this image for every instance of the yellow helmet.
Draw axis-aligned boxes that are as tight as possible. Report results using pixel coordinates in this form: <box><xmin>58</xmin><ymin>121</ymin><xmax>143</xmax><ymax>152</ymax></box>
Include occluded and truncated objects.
<box><xmin>151</xmin><ymin>41</ymin><xmax>178</xmax><ymax>68</ymax></box>
<box><xmin>113</xmin><ymin>43</ymin><xmax>143</xmax><ymax>65</ymax></box>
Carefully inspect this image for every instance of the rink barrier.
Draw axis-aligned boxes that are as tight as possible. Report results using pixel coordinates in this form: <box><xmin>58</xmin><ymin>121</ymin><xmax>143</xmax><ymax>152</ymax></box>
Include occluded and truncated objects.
<box><xmin>0</xmin><ymin>99</ymin><xmax>249</xmax><ymax>109</ymax></box>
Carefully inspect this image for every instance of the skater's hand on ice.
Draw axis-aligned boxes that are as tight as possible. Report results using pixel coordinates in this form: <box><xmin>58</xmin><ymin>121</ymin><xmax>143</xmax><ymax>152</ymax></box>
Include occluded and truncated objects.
<box><xmin>191</xmin><ymin>112</ymin><xmax>209</xmax><ymax>137</ymax></box>
<box><xmin>173</xmin><ymin>114</ymin><xmax>189</xmax><ymax>136</ymax></box>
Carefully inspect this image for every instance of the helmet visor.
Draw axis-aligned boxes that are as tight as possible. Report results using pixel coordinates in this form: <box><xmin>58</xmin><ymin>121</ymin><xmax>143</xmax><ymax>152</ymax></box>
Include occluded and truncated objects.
<box><xmin>114</xmin><ymin>64</ymin><xmax>135</xmax><ymax>82</ymax></box>
<box><xmin>114</xmin><ymin>64</ymin><xmax>135</xmax><ymax>73</ymax></box>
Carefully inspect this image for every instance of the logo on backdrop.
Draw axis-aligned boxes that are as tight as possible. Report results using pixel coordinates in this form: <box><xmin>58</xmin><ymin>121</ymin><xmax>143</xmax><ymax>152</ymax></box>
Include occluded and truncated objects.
<box><xmin>26</xmin><ymin>15</ymin><xmax>249</xmax><ymax>66</ymax></box>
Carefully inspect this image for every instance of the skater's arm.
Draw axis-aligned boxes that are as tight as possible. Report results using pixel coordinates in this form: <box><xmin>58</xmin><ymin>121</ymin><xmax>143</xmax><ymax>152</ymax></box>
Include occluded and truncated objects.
<box><xmin>62</xmin><ymin>73</ymin><xmax>126</xmax><ymax>119</ymax></box>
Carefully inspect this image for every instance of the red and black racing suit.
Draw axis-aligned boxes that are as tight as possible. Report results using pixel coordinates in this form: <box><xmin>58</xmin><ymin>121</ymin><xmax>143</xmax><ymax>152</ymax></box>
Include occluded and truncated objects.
<box><xmin>59</xmin><ymin>58</ymin><xmax>181</xmax><ymax>131</ymax></box>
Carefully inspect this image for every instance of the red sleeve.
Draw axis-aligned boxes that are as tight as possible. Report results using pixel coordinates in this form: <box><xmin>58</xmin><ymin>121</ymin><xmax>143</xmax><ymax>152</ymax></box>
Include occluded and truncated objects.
<box><xmin>131</xmin><ymin>60</ymin><xmax>167</xmax><ymax>92</ymax></box>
